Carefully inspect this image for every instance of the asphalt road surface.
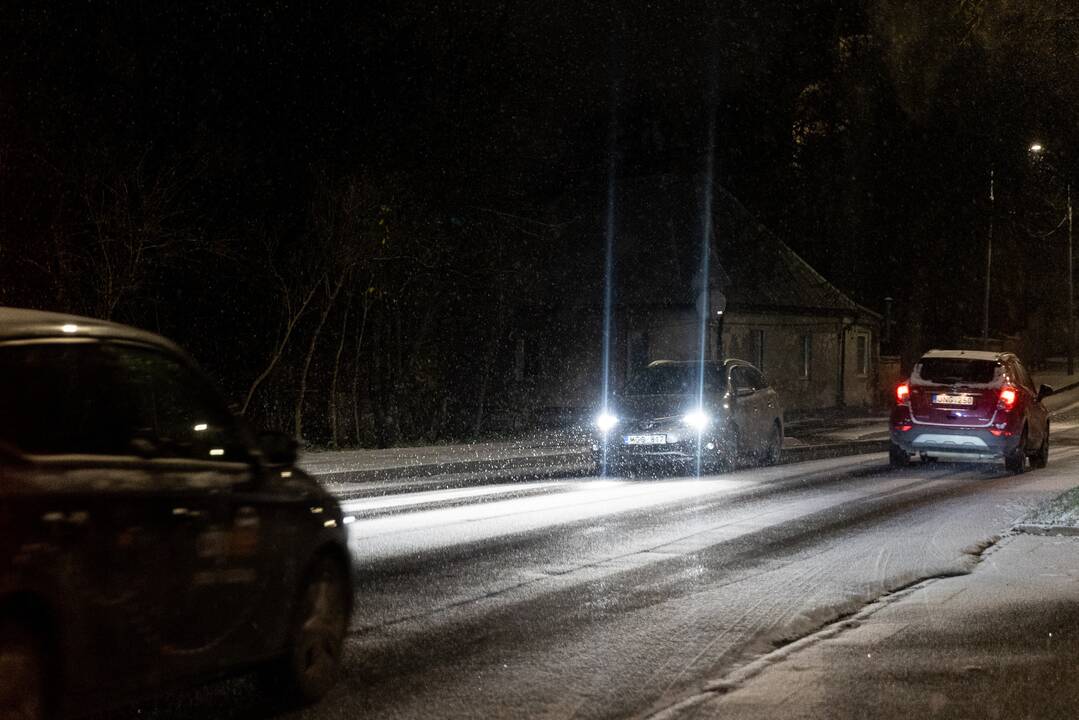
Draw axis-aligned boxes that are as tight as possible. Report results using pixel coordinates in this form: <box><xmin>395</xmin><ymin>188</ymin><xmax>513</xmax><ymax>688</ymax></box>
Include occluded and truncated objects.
<box><xmin>136</xmin><ymin>418</ymin><xmax>1079</xmax><ymax>720</ymax></box>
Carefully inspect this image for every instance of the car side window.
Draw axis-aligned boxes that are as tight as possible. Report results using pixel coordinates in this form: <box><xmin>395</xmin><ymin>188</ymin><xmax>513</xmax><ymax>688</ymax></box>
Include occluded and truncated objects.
<box><xmin>107</xmin><ymin>344</ymin><xmax>251</xmax><ymax>463</ymax></box>
<box><xmin>0</xmin><ymin>341</ymin><xmax>146</xmax><ymax>456</ymax></box>
<box><xmin>730</xmin><ymin>366</ymin><xmax>753</xmax><ymax>394</ymax></box>
<box><xmin>745</xmin><ymin>367</ymin><xmax>766</xmax><ymax>391</ymax></box>
<box><xmin>1012</xmin><ymin>360</ymin><xmax>1034</xmax><ymax>393</ymax></box>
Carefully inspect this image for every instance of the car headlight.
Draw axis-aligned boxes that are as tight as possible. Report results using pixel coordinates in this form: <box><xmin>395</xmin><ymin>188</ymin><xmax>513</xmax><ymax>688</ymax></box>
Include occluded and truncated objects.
<box><xmin>682</xmin><ymin>409</ymin><xmax>711</xmax><ymax>431</ymax></box>
<box><xmin>595</xmin><ymin>412</ymin><xmax>619</xmax><ymax>433</ymax></box>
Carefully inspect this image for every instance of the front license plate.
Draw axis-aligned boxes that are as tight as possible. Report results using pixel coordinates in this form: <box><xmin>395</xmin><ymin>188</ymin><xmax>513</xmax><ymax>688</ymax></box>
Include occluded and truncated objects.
<box><xmin>933</xmin><ymin>393</ymin><xmax>974</xmax><ymax>406</ymax></box>
<box><xmin>625</xmin><ymin>434</ymin><xmax>666</xmax><ymax>445</ymax></box>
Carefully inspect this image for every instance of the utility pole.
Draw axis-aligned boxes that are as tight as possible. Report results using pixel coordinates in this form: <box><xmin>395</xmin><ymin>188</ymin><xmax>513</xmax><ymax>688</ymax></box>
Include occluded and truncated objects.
<box><xmin>1068</xmin><ymin>182</ymin><xmax>1074</xmax><ymax>376</ymax></box>
<box><xmin>982</xmin><ymin>169</ymin><xmax>994</xmax><ymax>345</ymax></box>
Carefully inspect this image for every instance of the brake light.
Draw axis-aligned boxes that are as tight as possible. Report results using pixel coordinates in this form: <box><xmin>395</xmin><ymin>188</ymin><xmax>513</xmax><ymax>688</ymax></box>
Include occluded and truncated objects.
<box><xmin>999</xmin><ymin>386</ymin><xmax>1018</xmax><ymax>411</ymax></box>
<box><xmin>895</xmin><ymin>382</ymin><xmax>910</xmax><ymax>405</ymax></box>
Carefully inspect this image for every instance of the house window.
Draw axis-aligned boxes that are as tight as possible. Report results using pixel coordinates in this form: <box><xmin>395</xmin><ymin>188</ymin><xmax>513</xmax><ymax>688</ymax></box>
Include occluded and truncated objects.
<box><xmin>752</xmin><ymin>329</ymin><xmax>765</xmax><ymax>370</ymax></box>
<box><xmin>855</xmin><ymin>333</ymin><xmax>869</xmax><ymax>376</ymax></box>
<box><xmin>800</xmin><ymin>334</ymin><xmax>811</xmax><ymax>378</ymax></box>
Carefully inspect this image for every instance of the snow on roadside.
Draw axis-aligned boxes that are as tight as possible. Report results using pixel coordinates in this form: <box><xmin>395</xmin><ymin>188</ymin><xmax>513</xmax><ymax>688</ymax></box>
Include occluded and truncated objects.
<box><xmin>1017</xmin><ymin>485</ymin><xmax>1079</xmax><ymax>533</ymax></box>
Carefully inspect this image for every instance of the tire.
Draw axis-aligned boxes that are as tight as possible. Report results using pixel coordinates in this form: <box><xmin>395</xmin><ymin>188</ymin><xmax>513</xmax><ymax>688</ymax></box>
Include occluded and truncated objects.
<box><xmin>1031</xmin><ymin>427</ymin><xmax>1049</xmax><ymax>470</ymax></box>
<box><xmin>1005</xmin><ymin>428</ymin><xmax>1028</xmax><ymax>474</ymax></box>
<box><xmin>889</xmin><ymin>442</ymin><xmax>910</xmax><ymax>468</ymax></box>
<box><xmin>761</xmin><ymin>422</ymin><xmax>782</xmax><ymax>466</ymax></box>
<box><xmin>262</xmin><ymin>556</ymin><xmax>350</xmax><ymax>706</ymax></box>
<box><xmin>0</xmin><ymin>621</ymin><xmax>46</xmax><ymax>720</ymax></box>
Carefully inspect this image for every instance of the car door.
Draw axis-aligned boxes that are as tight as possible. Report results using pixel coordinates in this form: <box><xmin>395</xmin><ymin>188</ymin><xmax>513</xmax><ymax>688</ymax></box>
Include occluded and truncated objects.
<box><xmin>105</xmin><ymin>342</ymin><xmax>263</xmax><ymax>678</ymax></box>
<box><xmin>0</xmin><ymin>339</ymin><xmax>181</xmax><ymax>700</ymax></box>
<box><xmin>727</xmin><ymin>366</ymin><xmax>755</xmax><ymax>451</ymax></box>
<box><xmin>1012</xmin><ymin>358</ymin><xmax>1049</xmax><ymax>447</ymax></box>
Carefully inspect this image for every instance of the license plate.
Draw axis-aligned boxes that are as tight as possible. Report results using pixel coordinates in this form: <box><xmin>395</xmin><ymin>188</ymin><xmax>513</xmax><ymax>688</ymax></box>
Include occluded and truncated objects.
<box><xmin>625</xmin><ymin>434</ymin><xmax>666</xmax><ymax>445</ymax></box>
<box><xmin>933</xmin><ymin>393</ymin><xmax>974</xmax><ymax>406</ymax></box>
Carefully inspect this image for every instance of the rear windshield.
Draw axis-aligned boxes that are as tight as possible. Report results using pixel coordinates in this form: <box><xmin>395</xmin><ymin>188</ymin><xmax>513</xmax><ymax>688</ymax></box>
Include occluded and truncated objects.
<box><xmin>915</xmin><ymin>358</ymin><xmax>1000</xmax><ymax>385</ymax></box>
<box><xmin>624</xmin><ymin>364</ymin><xmax>726</xmax><ymax>395</ymax></box>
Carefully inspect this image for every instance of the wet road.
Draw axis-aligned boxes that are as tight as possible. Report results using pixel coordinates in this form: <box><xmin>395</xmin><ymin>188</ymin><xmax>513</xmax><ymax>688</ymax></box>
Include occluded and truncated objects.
<box><xmin>142</xmin><ymin>420</ymin><xmax>1079</xmax><ymax>720</ymax></box>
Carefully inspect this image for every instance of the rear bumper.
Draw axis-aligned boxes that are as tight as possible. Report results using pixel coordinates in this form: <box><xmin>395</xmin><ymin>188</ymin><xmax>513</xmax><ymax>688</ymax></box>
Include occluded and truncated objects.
<box><xmin>891</xmin><ymin>424</ymin><xmax>1020</xmax><ymax>459</ymax></box>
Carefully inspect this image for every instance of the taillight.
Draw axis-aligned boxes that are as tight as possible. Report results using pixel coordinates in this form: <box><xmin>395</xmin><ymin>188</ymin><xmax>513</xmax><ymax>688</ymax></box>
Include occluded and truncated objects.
<box><xmin>999</xmin><ymin>386</ymin><xmax>1018</xmax><ymax>411</ymax></box>
<box><xmin>895</xmin><ymin>381</ymin><xmax>910</xmax><ymax>405</ymax></box>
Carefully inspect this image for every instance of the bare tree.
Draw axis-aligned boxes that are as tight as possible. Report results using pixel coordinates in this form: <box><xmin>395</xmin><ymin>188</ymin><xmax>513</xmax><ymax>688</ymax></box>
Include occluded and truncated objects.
<box><xmin>240</xmin><ymin>245</ymin><xmax>324</xmax><ymax>415</ymax></box>
<box><xmin>328</xmin><ymin>287</ymin><xmax>353</xmax><ymax>447</ymax></box>
<box><xmin>294</xmin><ymin>269</ymin><xmax>348</xmax><ymax>441</ymax></box>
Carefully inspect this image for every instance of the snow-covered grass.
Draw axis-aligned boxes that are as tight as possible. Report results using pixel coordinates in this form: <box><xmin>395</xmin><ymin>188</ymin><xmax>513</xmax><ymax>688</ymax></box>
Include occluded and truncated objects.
<box><xmin>1018</xmin><ymin>485</ymin><xmax>1079</xmax><ymax>532</ymax></box>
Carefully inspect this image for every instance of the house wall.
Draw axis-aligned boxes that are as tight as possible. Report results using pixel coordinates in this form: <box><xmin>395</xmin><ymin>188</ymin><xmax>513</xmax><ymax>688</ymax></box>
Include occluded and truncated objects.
<box><xmin>524</xmin><ymin>307</ymin><xmax>880</xmax><ymax>422</ymax></box>
<box><xmin>841</xmin><ymin>322</ymin><xmax>878</xmax><ymax>408</ymax></box>
<box><xmin>722</xmin><ymin>312</ymin><xmax>879</xmax><ymax>412</ymax></box>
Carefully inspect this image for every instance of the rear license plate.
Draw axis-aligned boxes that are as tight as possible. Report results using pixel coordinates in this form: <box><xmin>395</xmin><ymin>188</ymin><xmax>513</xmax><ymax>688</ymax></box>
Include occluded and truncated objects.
<box><xmin>625</xmin><ymin>434</ymin><xmax>666</xmax><ymax>445</ymax></box>
<box><xmin>933</xmin><ymin>393</ymin><xmax>974</xmax><ymax>406</ymax></box>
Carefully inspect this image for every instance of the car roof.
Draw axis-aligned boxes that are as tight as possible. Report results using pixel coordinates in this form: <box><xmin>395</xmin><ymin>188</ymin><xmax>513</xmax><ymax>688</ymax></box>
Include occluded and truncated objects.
<box><xmin>919</xmin><ymin>349</ymin><xmax>1009</xmax><ymax>362</ymax></box>
<box><xmin>646</xmin><ymin>358</ymin><xmax>757</xmax><ymax>370</ymax></box>
<box><xmin>0</xmin><ymin>306</ymin><xmax>183</xmax><ymax>355</ymax></box>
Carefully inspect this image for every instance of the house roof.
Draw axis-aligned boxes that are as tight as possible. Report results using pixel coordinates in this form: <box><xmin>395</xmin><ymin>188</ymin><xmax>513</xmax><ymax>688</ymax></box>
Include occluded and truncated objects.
<box><xmin>713</xmin><ymin>184</ymin><xmax>880</xmax><ymax>320</ymax></box>
<box><xmin>592</xmin><ymin>174</ymin><xmax>879</xmax><ymax>320</ymax></box>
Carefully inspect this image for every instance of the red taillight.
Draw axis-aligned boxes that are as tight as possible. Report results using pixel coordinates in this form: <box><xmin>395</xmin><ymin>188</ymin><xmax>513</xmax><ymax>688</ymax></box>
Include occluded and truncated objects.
<box><xmin>896</xmin><ymin>382</ymin><xmax>910</xmax><ymax>405</ymax></box>
<box><xmin>999</xmin><ymin>386</ymin><xmax>1018</xmax><ymax>411</ymax></box>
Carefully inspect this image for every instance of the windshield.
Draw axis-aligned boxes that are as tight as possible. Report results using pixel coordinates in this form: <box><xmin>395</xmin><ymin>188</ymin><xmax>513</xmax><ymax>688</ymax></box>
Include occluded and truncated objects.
<box><xmin>623</xmin><ymin>364</ymin><xmax>726</xmax><ymax>396</ymax></box>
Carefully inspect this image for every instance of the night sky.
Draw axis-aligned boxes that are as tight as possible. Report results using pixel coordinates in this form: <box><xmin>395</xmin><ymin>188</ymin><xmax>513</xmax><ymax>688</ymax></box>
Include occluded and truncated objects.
<box><xmin>3</xmin><ymin>1</ymin><xmax>1079</xmax><ymax>442</ymax></box>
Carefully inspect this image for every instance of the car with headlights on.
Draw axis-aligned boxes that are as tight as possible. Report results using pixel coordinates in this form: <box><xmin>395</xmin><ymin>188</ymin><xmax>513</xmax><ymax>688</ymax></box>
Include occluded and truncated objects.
<box><xmin>592</xmin><ymin>359</ymin><xmax>783</xmax><ymax>474</ymax></box>
<box><xmin>0</xmin><ymin>307</ymin><xmax>352</xmax><ymax>719</ymax></box>
<box><xmin>890</xmin><ymin>349</ymin><xmax>1052</xmax><ymax>472</ymax></box>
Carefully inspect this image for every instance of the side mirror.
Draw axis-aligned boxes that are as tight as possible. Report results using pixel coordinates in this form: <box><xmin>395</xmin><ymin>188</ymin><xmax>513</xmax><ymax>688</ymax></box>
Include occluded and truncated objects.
<box><xmin>258</xmin><ymin>430</ymin><xmax>299</xmax><ymax>466</ymax></box>
<box><xmin>1038</xmin><ymin>384</ymin><xmax>1055</xmax><ymax>401</ymax></box>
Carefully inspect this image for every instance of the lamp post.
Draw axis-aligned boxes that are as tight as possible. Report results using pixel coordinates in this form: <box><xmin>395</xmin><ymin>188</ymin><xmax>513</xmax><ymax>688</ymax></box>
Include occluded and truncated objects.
<box><xmin>1029</xmin><ymin>143</ymin><xmax>1074</xmax><ymax>375</ymax></box>
<box><xmin>982</xmin><ymin>169</ymin><xmax>994</xmax><ymax>345</ymax></box>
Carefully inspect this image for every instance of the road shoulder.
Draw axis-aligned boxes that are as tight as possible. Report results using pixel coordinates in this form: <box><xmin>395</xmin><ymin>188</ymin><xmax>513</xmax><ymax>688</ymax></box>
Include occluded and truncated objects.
<box><xmin>666</xmin><ymin>532</ymin><xmax>1079</xmax><ymax>720</ymax></box>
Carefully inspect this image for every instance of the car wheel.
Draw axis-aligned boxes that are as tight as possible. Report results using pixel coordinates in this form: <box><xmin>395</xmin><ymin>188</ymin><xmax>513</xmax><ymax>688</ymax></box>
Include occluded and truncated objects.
<box><xmin>1031</xmin><ymin>428</ymin><xmax>1049</xmax><ymax>470</ymax></box>
<box><xmin>0</xmin><ymin>621</ymin><xmax>45</xmax><ymax>720</ymax></box>
<box><xmin>1005</xmin><ymin>428</ymin><xmax>1028</xmax><ymax>474</ymax></box>
<box><xmin>888</xmin><ymin>442</ymin><xmax>909</xmax><ymax>468</ymax></box>
<box><xmin>761</xmin><ymin>423</ymin><xmax>782</xmax><ymax>466</ymax></box>
<box><xmin>263</xmin><ymin>556</ymin><xmax>350</xmax><ymax>706</ymax></box>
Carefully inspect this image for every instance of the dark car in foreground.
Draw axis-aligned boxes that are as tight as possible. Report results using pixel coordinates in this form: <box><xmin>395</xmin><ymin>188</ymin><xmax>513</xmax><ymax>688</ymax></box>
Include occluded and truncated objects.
<box><xmin>593</xmin><ymin>359</ymin><xmax>783</xmax><ymax>474</ymax></box>
<box><xmin>890</xmin><ymin>349</ymin><xmax>1053</xmax><ymax>473</ymax></box>
<box><xmin>0</xmin><ymin>308</ymin><xmax>352</xmax><ymax>719</ymax></box>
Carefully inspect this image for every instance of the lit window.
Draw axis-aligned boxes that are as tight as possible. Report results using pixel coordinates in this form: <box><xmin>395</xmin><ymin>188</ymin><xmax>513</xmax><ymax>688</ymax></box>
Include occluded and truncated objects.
<box><xmin>800</xmin><ymin>335</ymin><xmax>811</xmax><ymax>378</ymax></box>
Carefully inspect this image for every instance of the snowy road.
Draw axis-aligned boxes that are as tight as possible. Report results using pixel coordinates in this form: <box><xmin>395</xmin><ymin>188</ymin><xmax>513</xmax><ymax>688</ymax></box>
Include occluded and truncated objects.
<box><xmin>141</xmin><ymin>422</ymin><xmax>1079</xmax><ymax>720</ymax></box>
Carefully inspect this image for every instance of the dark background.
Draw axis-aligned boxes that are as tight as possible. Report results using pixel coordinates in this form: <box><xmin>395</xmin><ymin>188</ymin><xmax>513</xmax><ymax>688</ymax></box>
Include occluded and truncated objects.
<box><xmin>3</xmin><ymin>1</ymin><xmax>1078</xmax><ymax>446</ymax></box>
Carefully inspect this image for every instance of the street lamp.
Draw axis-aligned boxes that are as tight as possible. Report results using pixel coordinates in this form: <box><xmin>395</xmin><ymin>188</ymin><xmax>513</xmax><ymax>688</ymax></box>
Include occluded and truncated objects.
<box><xmin>1028</xmin><ymin>142</ymin><xmax>1074</xmax><ymax>376</ymax></box>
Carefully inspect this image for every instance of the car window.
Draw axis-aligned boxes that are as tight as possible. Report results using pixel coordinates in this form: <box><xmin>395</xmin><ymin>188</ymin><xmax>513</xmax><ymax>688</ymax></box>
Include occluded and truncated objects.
<box><xmin>744</xmin><ymin>367</ymin><xmax>766</xmax><ymax>391</ymax></box>
<box><xmin>730</xmin><ymin>366</ymin><xmax>755</xmax><ymax>393</ymax></box>
<box><xmin>0</xmin><ymin>341</ymin><xmax>146</xmax><ymax>455</ymax></box>
<box><xmin>1011</xmin><ymin>360</ymin><xmax>1034</xmax><ymax>392</ymax></box>
<box><xmin>624</xmin><ymin>364</ymin><xmax>726</xmax><ymax>395</ymax></box>
<box><xmin>914</xmin><ymin>359</ymin><xmax>1001</xmax><ymax>385</ymax></box>
<box><xmin>108</xmin><ymin>344</ymin><xmax>250</xmax><ymax>463</ymax></box>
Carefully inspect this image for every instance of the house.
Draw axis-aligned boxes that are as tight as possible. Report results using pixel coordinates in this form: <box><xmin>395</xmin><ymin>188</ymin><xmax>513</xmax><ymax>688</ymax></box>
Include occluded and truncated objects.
<box><xmin>502</xmin><ymin>173</ymin><xmax>881</xmax><ymax>425</ymax></box>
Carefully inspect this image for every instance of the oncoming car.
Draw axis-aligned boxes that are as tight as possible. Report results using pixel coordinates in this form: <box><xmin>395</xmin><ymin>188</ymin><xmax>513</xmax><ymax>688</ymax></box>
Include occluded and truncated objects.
<box><xmin>890</xmin><ymin>349</ymin><xmax>1053</xmax><ymax>472</ymax></box>
<box><xmin>0</xmin><ymin>308</ymin><xmax>352</xmax><ymax>719</ymax></box>
<box><xmin>593</xmin><ymin>359</ymin><xmax>783</xmax><ymax>474</ymax></box>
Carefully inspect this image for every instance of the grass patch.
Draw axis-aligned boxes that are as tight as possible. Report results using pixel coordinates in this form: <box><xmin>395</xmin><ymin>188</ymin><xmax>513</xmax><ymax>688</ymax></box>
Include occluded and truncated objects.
<box><xmin>1019</xmin><ymin>486</ymin><xmax>1079</xmax><ymax>531</ymax></box>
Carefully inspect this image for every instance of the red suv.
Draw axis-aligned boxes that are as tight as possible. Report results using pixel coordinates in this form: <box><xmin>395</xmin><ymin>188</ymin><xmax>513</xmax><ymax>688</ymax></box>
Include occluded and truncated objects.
<box><xmin>890</xmin><ymin>350</ymin><xmax>1053</xmax><ymax>472</ymax></box>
